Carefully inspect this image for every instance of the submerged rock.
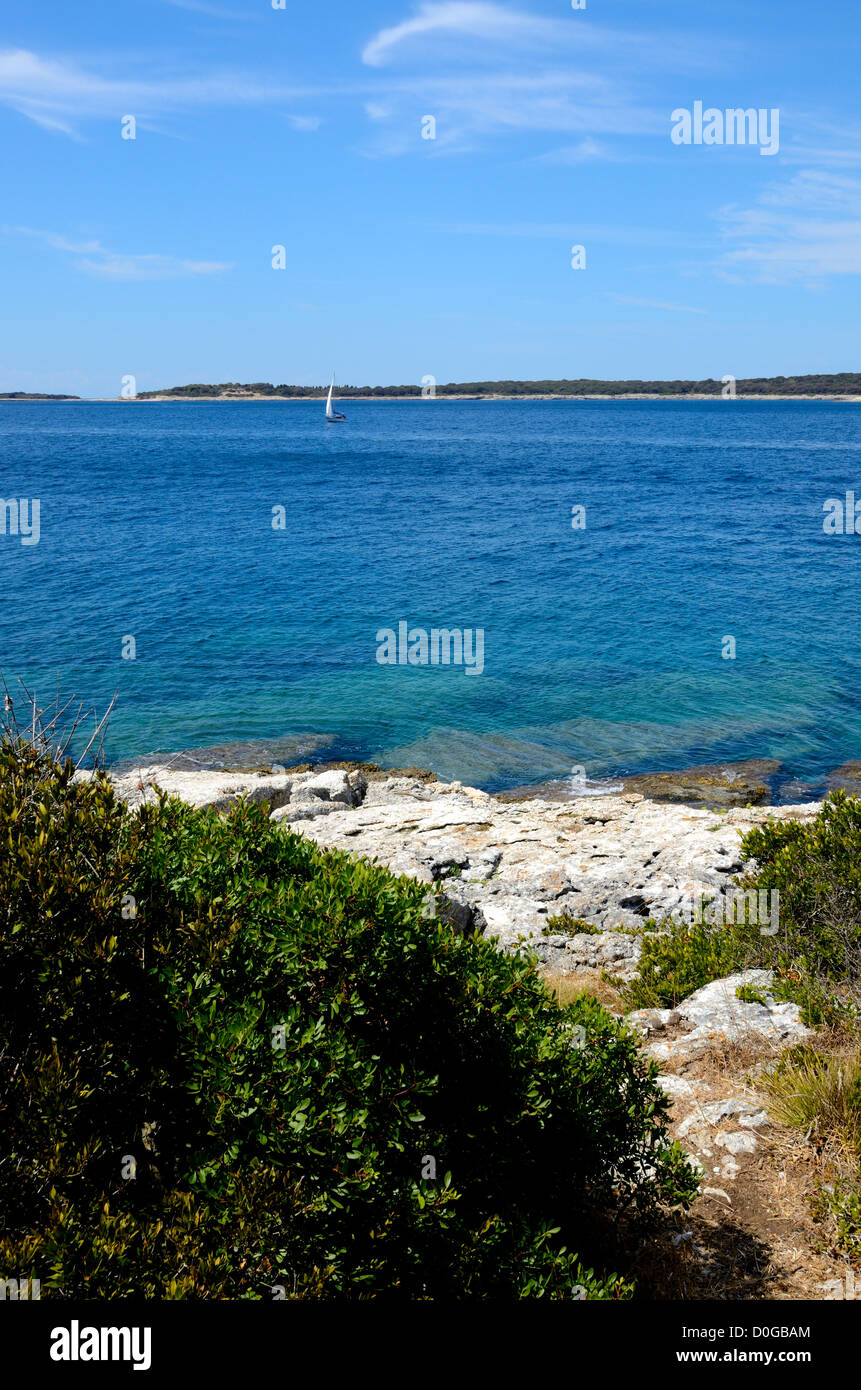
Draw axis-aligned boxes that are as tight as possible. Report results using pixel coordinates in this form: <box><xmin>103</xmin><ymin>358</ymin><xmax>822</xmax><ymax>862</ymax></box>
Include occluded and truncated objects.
<box><xmin>825</xmin><ymin>761</ymin><xmax>861</xmax><ymax>796</ymax></box>
<box><xmin>498</xmin><ymin>759</ymin><xmax>783</xmax><ymax>808</ymax></box>
<box><xmin>619</xmin><ymin>760</ymin><xmax>782</xmax><ymax>807</ymax></box>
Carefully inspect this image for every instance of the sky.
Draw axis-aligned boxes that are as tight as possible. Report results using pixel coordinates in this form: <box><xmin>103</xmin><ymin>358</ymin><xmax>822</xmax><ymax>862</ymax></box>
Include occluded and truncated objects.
<box><xmin>2</xmin><ymin>0</ymin><xmax>861</xmax><ymax>396</ymax></box>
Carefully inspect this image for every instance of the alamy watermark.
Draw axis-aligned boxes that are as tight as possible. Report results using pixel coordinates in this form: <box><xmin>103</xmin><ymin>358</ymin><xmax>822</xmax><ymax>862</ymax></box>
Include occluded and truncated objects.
<box><xmin>50</xmin><ymin>1323</ymin><xmax>152</xmax><ymax>1371</ymax></box>
<box><xmin>822</xmin><ymin>1269</ymin><xmax>860</xmax><ymax>1300</ymax></box>
<box><xmin>376</xmin><ymin>623</ymin><xmax>484</xmax><ymax>675</ymax></box>
<box><xmin>1</xmin><ymin>498</ymin><xmax>40</xmax><ymax>545</ymax></box>
<box><xmin>680</xmin><ymin>889</ymin><xmax>780</xmax><ymax>937</ymax></box>
<box><xmin>823</xmin><ymin>491</ymin><xmax>861</xmax><ymax>534</ymax></box>
<box><xmin>0</xmin><ymin>1276</ymin><xmax>40</xmax><ymax>1300</ymax></box>
<box><xmin>671</xmin><ymin>103</ymin><xmax>780</xmax><ymax>156</ymax></box>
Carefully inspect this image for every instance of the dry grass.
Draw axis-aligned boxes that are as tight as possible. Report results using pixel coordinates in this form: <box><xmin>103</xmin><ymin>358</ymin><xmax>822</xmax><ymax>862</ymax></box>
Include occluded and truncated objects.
<box><xmin>760</xmin><ymin>1043</ymin><xmax>861</xmax><ymax>1159</ymax></box>
<box><xmin>540</xmin><ymin>967</ymin><xmax>625</xmax><ymax>1012</ymax></box>
<box><xmin>691</xmin><ymin>1034</ymin><xmax>785</xmax><ymax>1085</ymax></box>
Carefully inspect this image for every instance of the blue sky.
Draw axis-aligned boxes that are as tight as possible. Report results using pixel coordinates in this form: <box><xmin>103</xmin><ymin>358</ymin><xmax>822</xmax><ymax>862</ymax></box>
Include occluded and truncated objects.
<box><xmin>2</xmin><ymin>0</ymin><xmax>860</xmax><ymax>396</ymax></box>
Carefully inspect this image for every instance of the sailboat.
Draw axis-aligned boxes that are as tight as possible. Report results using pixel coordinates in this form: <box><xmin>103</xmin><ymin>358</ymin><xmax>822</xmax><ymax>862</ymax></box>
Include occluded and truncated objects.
<box><xmin>325</xmin><ymin>372</ymin><xmax>346</xmax><ymax>422</ymax></box>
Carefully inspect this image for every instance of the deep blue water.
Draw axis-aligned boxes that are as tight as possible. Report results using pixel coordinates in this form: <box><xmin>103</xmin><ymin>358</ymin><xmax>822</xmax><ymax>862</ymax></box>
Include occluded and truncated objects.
<box><xmin>1</xmin><ymin>398</ymin><xmax>859</xmax><ymax>796</ymax></box>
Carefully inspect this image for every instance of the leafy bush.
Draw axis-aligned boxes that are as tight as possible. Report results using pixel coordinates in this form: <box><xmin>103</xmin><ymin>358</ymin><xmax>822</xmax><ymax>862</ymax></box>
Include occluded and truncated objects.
<box><xmin>736</xmin><ymin>982</ymin><xmax>768</xmax><ymax>1005</ymax></box>
<box><xmin>739</xmin><ymin>793</ymin><xmax>861</xmax><ymax>1010</ymax></box>
<box><xmin>812</xmin><ymin>1178</ymin><xmax>861</xmax><ymax>1261</ymax></box>
<box><xmin>0</xmin><ymin>744</ymin><xmax>171</xmax><ymax>1238</ymax></box>
<box><xmin>621</xmin><ymin>919</ymin><xmax>745</xmax><ymax>1011</ymax></box>
<box><xmin>543</xmin><ymin>912</ymin><xmax>600</xmax><ymax>937</ymax></box>
<box><xmin>0</xmin><ymin>744</ymin><xmax>697</xmax><ymax>1299</ymax></box>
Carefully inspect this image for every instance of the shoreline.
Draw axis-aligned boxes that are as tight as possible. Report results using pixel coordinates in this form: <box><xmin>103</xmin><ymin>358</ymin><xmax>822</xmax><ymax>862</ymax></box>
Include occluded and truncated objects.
<box><xmin>102</xmin><ymin>759</ymin><xmax>824</xmax><ymax>940</ymax></box>
<box><xmin>105</xmin><ymin>744</ymin><xmax>861</xmax><ymax>810</ymax></box>
<box><xmin>6</xmin><ymin>393</ymin><xmax>861</xmax><ymax>404</ymax></box>
<box><xmin>96</xmin><ymin>393</ymin><xmax>861</xmax><ymax>403</ymax></box>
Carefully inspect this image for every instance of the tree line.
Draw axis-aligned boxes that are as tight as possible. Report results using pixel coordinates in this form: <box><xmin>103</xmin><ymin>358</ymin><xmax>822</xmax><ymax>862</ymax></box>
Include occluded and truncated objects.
<box><xmin>136</xmin><ymin>374</ymin><xmax>861</xmax><ymax>399</ymax></box>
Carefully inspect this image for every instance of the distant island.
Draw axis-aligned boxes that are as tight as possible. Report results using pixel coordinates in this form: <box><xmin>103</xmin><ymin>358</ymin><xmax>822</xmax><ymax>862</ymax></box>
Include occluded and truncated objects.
<box><xmin>136</xmin><ymin>373</ymin><xmax>861</xmax><ymax>400</ymax></box>
<box><xmin>0</xmin><ymin>392</ymin><xmax>81</xmax><ymax>400</ymax></box>
<box><xmin>5</xmin><ymin>376</ymin><xmax>861</xmax><ymax>402</ymax></box>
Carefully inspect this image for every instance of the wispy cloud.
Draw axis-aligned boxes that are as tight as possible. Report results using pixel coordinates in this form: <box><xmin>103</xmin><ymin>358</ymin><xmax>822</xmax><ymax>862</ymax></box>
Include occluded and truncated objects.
<box><xmin>6</xmin><ymin>227</ymin><xmax>233</xmax><ymax>280</ymax></box>
<box><xmin>609</xmin><ymin>294</ymin><xmax>708</xmax><ymax>315</ymax></box>
<box><xmin>0</xmin><ymin>7</ymin><xmax>726</xmax><ymax>162</ymax></box>
<box><xmin>361</xmin><ymin>1</ymin><xmax>716</xmax><ymax>70</ymax></box>
<box><xmin>160</xmin><ymin>0</ymin><xmax>259</xmax><ymax>18</ymax></box>
<box><xmin>357</xmin><ymin>70</ymin><xmax>661</xmax><ymax>155</ymax></box>
<box><xmin>537</xmin><ymin>137</ymin><xmax>628</xmax><ymax>165</ymax></box>
<box><xmin>357</xmin><ymin>2</ymin><xmax>722</xmax><ymax>155</ymax></box>
<box><xmin>286</xmin><ymin>113</ymin><xmax>322</xmax><ymax>132</ymax></box>
<box><xmin>715</xmin><ymin>170</ymin><xmax>861</xmax><ymax>283</ymax></box>
<box><xmin>362</xmin><ymin>2</ymin><xmax>557</xmax><ymax>67</ymax></box>
<box><xmin>778</xmin><ymin>115</ymin><xmax>861</xmax><ymax>168</ymax></box>
<box><xmin>15</xmin><ymin>106</ymin><xmax>81</xmax><ymax>138</ymax></box>
<box><xmin>0</xmin><ymin>47</ymin><xmax>307</xmax><ymax>136</ymax></box>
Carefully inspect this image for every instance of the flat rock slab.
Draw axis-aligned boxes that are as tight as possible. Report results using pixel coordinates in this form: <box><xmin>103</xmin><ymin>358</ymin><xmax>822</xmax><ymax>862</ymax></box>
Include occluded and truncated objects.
<box><xmin>658</xmin><ymin>1076</ymin><xmax>774</xmax><ymax>1187</ymax></box>
<box><xmin>106</xmin><ymin>765</ymin><xmax>365</xmax><ymax>816</ymax></box>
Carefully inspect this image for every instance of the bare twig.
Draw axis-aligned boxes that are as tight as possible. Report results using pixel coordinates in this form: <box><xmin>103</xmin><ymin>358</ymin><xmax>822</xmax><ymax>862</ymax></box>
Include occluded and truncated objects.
<box><xmin>0</xmin><ymin>672</ymin><xmax>116</xmax><ymax>772</ymax></box>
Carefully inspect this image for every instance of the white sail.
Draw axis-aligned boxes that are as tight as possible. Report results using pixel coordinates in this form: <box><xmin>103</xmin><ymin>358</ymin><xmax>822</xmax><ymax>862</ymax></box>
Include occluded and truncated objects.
<box><xmin>325</xmin><ymin>371</ymin><xmax>345</xmax><ymax>421</ymax></box>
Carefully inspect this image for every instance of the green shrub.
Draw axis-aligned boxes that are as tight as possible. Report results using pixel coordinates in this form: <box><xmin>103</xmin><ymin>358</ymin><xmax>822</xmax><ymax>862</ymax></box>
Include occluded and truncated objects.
<box><xmin>736</xmin><ymin>982</ymin><xmax>768</xmax><ymax>1005</ymax></box>
<box><xmin>0</xmin><ymin>744</ymin><xmax>173</xmax><ymax>1241</ymax></box>
<box><xmin>812</xmin><ymin>1178</ymin><xmax>861</xmax><ymax>1261</ymax></box>
<box><xmin>0</xmin><ymin>744</ymin><xmax>697</xmax><ymax>1299</ymax></box>
<box><xmin>621</xmin><ymin>918</ymin><xmax>745</xmax><ymax>1011</ymax></box>
<box><xmin>739</xmin><ymin>792</ymin><xmax>861</xmax><ymax>1019</ymax></box>
<box><xmin>543</xmin><ymin>912</ymin><xmax>600</xmax><ymax>937</ymax></box>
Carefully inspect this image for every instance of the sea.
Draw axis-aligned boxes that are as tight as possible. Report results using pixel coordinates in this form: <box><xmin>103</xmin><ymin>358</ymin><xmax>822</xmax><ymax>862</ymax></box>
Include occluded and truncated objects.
<box><xmin>1</xmin><ymin>398</ymin><xmax>859</xmax><ymax>799</ymax></box>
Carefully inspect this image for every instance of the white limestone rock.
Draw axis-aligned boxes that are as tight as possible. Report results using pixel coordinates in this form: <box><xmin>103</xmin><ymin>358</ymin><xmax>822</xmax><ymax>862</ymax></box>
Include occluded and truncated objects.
<box><xmin>715</xmin><ymin>1131</ymin><xmax>760</xmax><ymax>1156</ymax></box>
<box><xmin>647</xmin><ymin>970</ymin><xmax>812</xmax><ymax>1062</ymax></box>
<box><xmin>626</xmin><ymin>1008</ymin><xmax>682</xmax><ymax>1036</ymax></box>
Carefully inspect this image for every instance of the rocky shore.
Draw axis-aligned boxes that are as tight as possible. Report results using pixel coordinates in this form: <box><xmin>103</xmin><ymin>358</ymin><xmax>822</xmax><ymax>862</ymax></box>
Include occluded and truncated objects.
<box><xmin>108</xmin><ymin>757</ymin><xmax>819</xmax><ymax>990</ymax></box>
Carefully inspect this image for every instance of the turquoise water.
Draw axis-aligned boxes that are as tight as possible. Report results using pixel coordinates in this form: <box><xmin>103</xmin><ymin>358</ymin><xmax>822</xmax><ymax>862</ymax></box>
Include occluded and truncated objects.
<box><xmin>1</xmin><ymin>398</ymin><xmax>859</xmax><ymax>795</ymax></box>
